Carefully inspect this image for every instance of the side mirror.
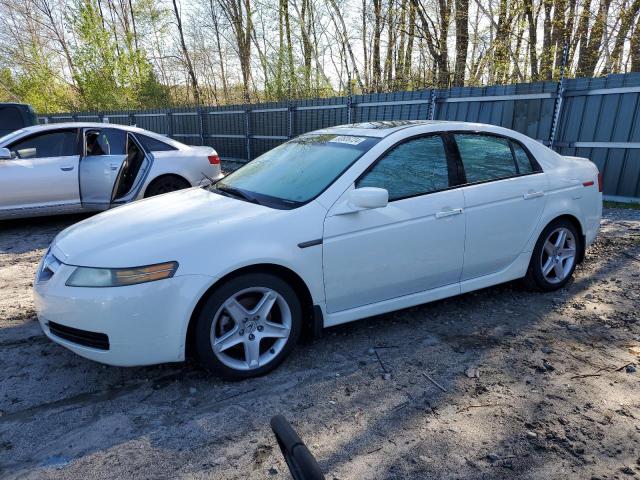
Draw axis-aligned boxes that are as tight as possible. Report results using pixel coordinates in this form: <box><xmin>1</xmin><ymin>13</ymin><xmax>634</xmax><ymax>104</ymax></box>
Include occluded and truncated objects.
<box><xmin>0</xmin><ymin>147</ymin><xmax>12</xmax><ymax>160</ymax></box>
<box><xmin>348</xmin><ymin>187</ymin><xmax>388</xmax><ymax>210</ymax></box>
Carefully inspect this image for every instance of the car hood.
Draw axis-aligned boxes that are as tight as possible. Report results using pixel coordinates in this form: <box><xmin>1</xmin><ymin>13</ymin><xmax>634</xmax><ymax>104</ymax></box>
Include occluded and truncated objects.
<box><xmin>52</xmin><ymin>187</ymin><xmax>279</xmax><ymax>269</ymax></box>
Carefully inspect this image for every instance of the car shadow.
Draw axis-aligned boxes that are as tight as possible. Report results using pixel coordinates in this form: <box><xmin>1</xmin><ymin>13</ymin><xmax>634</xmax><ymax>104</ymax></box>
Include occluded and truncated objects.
<box><xmin>0</xmin><ymin>214</ymin><xmax>93</xmax><ymax>254</ymax></box>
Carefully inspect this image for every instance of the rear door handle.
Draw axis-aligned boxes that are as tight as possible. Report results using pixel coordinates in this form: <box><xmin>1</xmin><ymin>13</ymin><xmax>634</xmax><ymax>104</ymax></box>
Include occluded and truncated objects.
<box><xmin>523</xmin><ymin>191</ymin><xmax>544</xmax><ymax>200</ymax></box>
<box><xmin>435</xmin><ymin>207</ymin><xmax>463</xmax><ymax>219</ymax></box>
<box><xmin>110</xmin><ymin>163</ymin><xmax>119</xmax><ymax>171</ymax></box>
<box><xmin>60</xmin><ymin>165</ymin><xmax>74</xmax><ymax>171</ymax></box>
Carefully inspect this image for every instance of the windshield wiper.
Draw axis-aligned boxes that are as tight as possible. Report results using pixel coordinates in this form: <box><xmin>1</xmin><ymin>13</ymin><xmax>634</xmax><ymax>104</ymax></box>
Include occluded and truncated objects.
<box><xmin>215</xmin><ymin>185</ymin><xmax>261</xmax><ymax>205</ymax></box>
<box><xmin>200</xmin><ymin>171</ymin><xmax>217</xmax><ymax>186</ymax></box>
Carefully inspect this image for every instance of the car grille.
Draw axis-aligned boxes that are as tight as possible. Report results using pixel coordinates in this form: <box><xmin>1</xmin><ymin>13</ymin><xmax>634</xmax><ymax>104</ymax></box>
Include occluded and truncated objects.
<box><xmin>48</xmin><ymin>321</ymin><xmax>110</xmax><ymax>350</ymax></box>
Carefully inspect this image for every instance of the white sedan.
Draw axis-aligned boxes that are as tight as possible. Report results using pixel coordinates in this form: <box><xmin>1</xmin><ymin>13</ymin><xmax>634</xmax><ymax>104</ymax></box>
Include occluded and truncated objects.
<box><xmin>34</xmin><ymin>121</ymin><xmax>602</xmax><ymax>378</ymax></box>
<box><xmin>0</xmin><ymin>123</ymin><xmax>223</xmax><ymax>220</ymax></box>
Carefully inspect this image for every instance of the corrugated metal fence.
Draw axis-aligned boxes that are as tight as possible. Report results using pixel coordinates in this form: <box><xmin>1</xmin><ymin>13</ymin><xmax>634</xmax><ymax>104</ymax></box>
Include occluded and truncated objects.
<box><xmin>40</xmin><ymin>73</ymin><xmax>640</xmax><ymax>201</ymax></box>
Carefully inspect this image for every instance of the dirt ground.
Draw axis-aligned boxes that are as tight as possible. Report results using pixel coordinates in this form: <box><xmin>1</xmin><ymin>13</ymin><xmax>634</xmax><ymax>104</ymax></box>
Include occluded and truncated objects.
<box><xmin>0</xmin><ymin>207</ymin><xmax>639</xmax><ymax>480</ymax></box>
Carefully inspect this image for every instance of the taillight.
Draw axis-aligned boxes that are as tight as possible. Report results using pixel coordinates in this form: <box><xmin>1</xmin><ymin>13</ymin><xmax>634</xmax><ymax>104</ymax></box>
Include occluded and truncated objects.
<box><xmin>208</xmin><ymin>154</ymin><xmax>220</xmax><ymax>165</ymax></box>
<box><xmin>597</xmin><ymin>172</ymin><xmax>603</xmax><ymax>192</ymax></box>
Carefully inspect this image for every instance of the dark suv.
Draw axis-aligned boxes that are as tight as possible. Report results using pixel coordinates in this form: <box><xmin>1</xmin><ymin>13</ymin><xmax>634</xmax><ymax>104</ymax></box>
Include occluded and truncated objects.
<box><xmin>0</xmin><ymin>103</ymin><xmax>38</xmax><ymax>136</ymax></box>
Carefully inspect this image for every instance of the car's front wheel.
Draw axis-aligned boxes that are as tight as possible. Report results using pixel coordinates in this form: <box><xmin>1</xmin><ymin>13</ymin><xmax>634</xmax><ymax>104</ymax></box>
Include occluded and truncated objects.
<box><xmin>525</xmin><ymin>218</ymin><xmax>581</xmax><ymax>291</ymax></box>
<box><xmin>194</xmin><ymin>273</ymin><xmax>302</xmax><ymax>379</ymax></box>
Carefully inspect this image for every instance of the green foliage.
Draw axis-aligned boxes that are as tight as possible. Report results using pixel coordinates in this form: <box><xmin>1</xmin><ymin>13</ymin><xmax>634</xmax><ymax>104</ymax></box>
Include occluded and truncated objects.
<box><xmin>0</xmin><ymin>52</ymin><xmax>74</xmax><ymax>113</ymax></box>
<box><xmin>68</xmin><ymin>0</ymin><xmax>169</xmax><ymax>110</ymax></box>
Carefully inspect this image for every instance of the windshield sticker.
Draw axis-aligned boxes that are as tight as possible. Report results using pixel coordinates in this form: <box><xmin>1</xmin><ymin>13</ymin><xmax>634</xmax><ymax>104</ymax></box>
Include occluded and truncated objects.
<box><xmin>330</xmin><ymin>135</ymin><xmax>367</xmax><ymax>145</ymax></box>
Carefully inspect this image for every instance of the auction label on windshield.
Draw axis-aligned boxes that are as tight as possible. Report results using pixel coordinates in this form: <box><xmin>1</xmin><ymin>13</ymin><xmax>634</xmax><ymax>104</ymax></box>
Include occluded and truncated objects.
<box><xmin>330</xmin><ymin>135</ymin><xmax>367</xmax><ymax>145</ymax></box>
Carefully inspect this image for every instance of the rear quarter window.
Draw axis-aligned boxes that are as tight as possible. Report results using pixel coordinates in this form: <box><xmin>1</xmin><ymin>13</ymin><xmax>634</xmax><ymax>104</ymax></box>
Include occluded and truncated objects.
<box><xmin>137</xmin><ymin>134</ymin><xmax>177</xmax><ymax>152</ymax></box>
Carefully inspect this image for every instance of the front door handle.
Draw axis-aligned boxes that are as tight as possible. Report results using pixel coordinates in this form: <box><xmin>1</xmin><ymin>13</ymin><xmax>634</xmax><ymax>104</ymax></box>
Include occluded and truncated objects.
<box><xmin>60</xmin><ymin>165</ymin><xmax>74</xmax><ymax>171</ymax></box>
<box><xmin>435</xmin><ymin>207</ymin><xmax>463</xmax><ymax>219</ymax></box>
<box><xmin>523</xmin><ymin>191</ymin><xmax>544</xmax><ymax>200</ymax></box>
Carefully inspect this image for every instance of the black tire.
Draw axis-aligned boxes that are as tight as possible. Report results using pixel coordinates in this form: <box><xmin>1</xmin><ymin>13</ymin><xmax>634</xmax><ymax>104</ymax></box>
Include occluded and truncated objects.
<box><xmin>194</xmin><ymin>273</ymin><xmax>302</xmax><ymax>379</ymax></box>
<box><xmin>144</xmin><ymin>175</ymin><xmax>191</xmax><ymax>197</ymax></box>
<box><xmin>524</xmin><ymin>218</ymin><xmax>582</xmax><ymax>291</ymax></box>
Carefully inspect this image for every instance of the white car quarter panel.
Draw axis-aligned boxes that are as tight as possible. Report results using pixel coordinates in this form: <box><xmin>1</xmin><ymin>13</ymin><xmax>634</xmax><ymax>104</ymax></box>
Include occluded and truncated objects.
<box><xmin>134</xmin><ymin>147</ymin><xmax>222</xmax><ymax>199</ymax></box>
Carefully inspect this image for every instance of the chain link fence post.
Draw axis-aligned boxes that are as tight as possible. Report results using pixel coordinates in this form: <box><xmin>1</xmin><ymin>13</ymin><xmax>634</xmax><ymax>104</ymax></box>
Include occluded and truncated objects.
<box><xmin>429</xmin><ymin>89</ymin><xmax>437</xmax><ymax>120</ymax></box>
<box><xmin>288</xmin><ymin>101</ymin><xmax>294</xmax><ymax>139</ymax></box>
<box><xmin>549</xmin><ymin>43</ymin><xmax>569</xmax><ymax>149</ymax></box>
<box><xmin>245</xmin><ymin>106</ymin><xmax>251</xmax><ymax>162</ymax></box>
<box><xmin>197</xmin><ymin>106</ymin><xmax>204</xmax><ymax>146</ymax></box>
<box><xmin>166</xmin><ymin>111</ymin><xmax>173</xmax><ymax>139</ymax></box>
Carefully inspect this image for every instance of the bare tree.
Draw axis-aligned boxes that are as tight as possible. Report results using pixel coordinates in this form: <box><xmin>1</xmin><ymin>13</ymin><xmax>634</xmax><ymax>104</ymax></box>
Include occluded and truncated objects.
<box><xmin>172</xmin><ymin>0</ymin><xmax>201</xmax><ymax>105</ymax></box>
<box><xmin>218</xmin><ymin>0</ymin><xmax>252</xmax><ymax>102</ymax></box>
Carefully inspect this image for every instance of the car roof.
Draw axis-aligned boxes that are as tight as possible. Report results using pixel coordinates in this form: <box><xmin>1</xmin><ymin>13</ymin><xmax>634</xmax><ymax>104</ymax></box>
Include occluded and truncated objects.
<box><xmin>16</xmin><ymin>122</ymin><xmax>187</xmax><ymax>149</ymax></box>
<box><xmin>311</xmin><ymin>120</ymin><xmax>524</xmax><ymax>138</ymax></box>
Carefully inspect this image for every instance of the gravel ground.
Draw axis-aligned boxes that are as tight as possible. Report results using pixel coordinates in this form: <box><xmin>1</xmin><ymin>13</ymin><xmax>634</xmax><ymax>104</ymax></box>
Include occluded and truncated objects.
<box><xmin>0</xmin><ymin>207</ymin><xmax>639</xmax><ymax>480</ymax></box>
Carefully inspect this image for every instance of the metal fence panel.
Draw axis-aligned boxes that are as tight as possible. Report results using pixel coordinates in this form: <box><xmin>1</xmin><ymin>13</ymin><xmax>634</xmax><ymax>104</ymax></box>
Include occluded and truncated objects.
<box><xmin>39</xmin><ymin>73</ymin><xmax>640</xmax><ymax>200</ymax></box>
<box><xmin>554</xmin><ymin>73</ymin><xmax>640</xmax><ymax>199</ymax></box>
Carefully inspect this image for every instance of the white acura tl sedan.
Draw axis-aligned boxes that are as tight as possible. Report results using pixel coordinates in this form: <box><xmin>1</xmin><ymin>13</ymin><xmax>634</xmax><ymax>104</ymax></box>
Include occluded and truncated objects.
<box><xmin>34</xmin><ymin>121</ymin><xmax>602</xmax><ymax>378</ymax></box>
<box><xmin>0</xmin><ymin>123</ymin><xmax>222</xmax><ymax>220</ymax></box>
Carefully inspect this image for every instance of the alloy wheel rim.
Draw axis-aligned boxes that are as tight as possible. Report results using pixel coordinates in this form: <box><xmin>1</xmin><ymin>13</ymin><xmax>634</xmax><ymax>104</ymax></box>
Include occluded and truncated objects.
<box><xmin>540</xmin><ymin>227</ymin><xmax>576</xmax><ymax>284</ymax></box>
<box><xmin>210</xmin><ymin>287</ymin><xmax>292</xmax><ymax>371</ymax></box>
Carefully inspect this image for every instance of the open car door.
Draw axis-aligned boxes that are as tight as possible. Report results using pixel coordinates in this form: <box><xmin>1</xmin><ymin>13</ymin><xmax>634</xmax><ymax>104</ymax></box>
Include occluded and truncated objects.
<box><xmin>79</xmin><ymin>128</ymin><xmax>127</xmax><ymax>210</ymax></box>
<box><xmin>79</xmin><ymin>128</ymin><xmax>152</xmax><ymax>209</ymax></box>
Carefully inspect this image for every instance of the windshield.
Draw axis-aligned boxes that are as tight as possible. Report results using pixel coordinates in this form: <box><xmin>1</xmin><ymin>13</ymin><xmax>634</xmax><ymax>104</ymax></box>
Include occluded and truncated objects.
<box><xmin>213</xmin><ymin>134</ymin><xmax>379</xmax><ymax>208</ymax></box>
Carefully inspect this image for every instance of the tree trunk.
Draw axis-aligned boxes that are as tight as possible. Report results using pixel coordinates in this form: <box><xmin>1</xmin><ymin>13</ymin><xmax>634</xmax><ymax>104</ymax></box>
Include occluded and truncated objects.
<box><xmin>539</xmin><ymin>0</ymin><xmax>553</xmax><ymax>79</ymax></box>
<box><xmin>383</xmin><ymin>0</ymin><xmax>395</xmax><ymax>89</ymax></box>
<box><xmin>372</xmin><ymin>0</ymin><xmax>383</xmax><ymax>92</ymax></box>
<box><xmin>632</xmin><ymin>14</ymin><xmax>640</xmax><ymax>71</ymax></box>
<box><xmin>328</xmin><ymin>0</ymin><xmax>364</xmax><ymax>91</ymax></box>
<box><xmin>609</xmin><ymin>0</ymin><xmax>640</xmax><ymax>72</ymax></box>
<box><xmin>404</xmin><ymin>0</ymin><xmax>416</xmax><ymax>86</ymax></box>
<box><xmin>523</xmin><ymin>0</ymin><xmax>538</xmax><ymax>79</ymax></box>
<box><xmin>172</xmin><ymin>0</ymin><xmax>200</xmax><ymax>105</ymax></box>
<box><xmin>492</xmin><ymin>0</ymin><xmax>510</xmax><ymax>82</ymax></box>
<box><xmin>576</xmin><ymin>0</ymin><xmax>612</xmax><ymax>77</ymax></box>
<box><xmin>210</xmin><ymin>1</ymin><xmax>230</xmax><ymax>103</ymax></box>
<box><xmin>453</xmin><ymin>0</ymin><xmax>469</xmax><ymax>86</ymax></box>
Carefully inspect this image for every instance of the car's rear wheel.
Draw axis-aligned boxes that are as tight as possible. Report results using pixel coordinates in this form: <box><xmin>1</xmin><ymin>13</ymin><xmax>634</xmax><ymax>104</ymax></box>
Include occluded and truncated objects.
<box><xmin>145</xmin><ymin>175</ymin><xmax>191</xmax><ymax>197</ymax></box>
<box><xmin>525</xmin><ymin>218</ymin><xmax>581</xmax><ymax>291</ymax></box>
<box><xmin>194</xmin><ymin>273</ymin><xmax>302</xmax><ymax>379</ymax></box>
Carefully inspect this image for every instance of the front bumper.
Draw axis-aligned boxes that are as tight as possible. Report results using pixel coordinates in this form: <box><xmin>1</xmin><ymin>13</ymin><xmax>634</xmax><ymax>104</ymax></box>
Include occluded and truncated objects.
<box><xmin>34</xmin><ymin>261</ymin><xmax>213</xmax><ymax>367</ymax></box>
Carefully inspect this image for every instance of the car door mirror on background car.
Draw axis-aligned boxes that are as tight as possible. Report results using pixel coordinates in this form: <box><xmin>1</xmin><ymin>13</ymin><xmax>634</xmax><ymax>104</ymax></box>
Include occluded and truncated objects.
<box><xmin>0</xmin><ymin>147</ymin><xmax>12</xmax><ymax>160</ymax></box>
<box><xmin>348</xmin><ymin>187</ymin><xmax>389</xmax><ymax>210</ymax></box>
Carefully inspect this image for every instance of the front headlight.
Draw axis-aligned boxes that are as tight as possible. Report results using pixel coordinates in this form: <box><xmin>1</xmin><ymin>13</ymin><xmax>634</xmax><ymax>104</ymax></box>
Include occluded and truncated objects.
<box><xmin>65</xmin><ymin>261</ymin><xmax>179</xmax><ymax>287</ymax></box>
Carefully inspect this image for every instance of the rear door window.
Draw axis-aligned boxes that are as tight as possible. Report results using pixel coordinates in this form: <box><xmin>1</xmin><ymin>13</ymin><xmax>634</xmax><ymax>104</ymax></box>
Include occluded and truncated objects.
<box><xmin>8</xmin><ymin>129</ymin><xmax>79</xmax><ymax>159</ymax></box>
<box><xmin>454</xmin><ymin>134</ymin><xmax>517</xmax><ymax>183</ymax></box>
<box><xmin>85</xmin><ymin>128</ymin><xmax>126</xmax><ymax>156</ymax></box>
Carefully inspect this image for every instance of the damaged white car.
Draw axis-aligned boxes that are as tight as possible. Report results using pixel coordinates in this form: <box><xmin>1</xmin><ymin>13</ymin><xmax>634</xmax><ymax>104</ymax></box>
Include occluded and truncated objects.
<box><xmin>0</xmin><ymin>123</ymin><xmax>223</xmax><ymax>220</ymax></box>
<box><xmin>34</xmin><ymin>121</ymin><xmax>602</xmax><ymax>379</ymax></box>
